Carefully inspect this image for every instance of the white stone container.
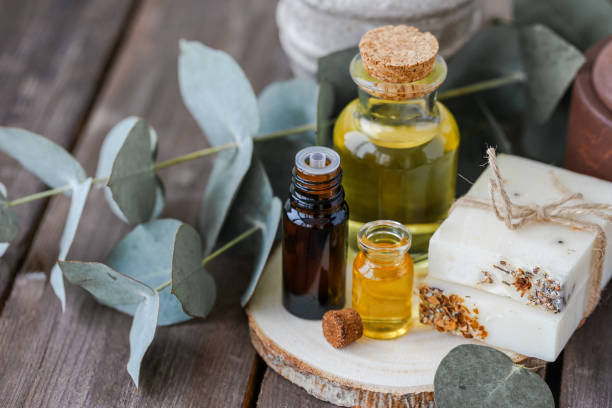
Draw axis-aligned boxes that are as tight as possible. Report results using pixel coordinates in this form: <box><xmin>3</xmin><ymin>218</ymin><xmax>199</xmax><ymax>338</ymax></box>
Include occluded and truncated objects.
<box><xmin>277</xmin><ymin>0</ymin><xmax>482</xmax><ymax>77</ymax></box>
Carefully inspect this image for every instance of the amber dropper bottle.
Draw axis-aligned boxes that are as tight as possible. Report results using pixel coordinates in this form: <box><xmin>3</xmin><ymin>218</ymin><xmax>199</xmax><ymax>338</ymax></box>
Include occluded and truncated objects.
<box><xmin>282</xmin><ymin>146</ymin><xmax>349</xmax><ymax>319</ymax></box>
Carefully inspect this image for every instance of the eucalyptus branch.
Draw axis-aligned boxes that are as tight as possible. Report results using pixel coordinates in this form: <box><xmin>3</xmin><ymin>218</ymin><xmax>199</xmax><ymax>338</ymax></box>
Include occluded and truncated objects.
<box><xmin>438</xmin><ymin>72</ymin><xmax>527</xmax><ymax>101</ymax></box>
<box><xmin>201</xmin><ymin>224</ymin><xmax>259</xmax><ymax>267</ymax></box>
<box><xmin>8</xmin><ymin>185</ymin><xmax>72</xmax><ymax>206</ymax></box>
<box><xmin>1</xmin><ymin>73</ymin><xmax>534</xmax><ymax>208</ymax></box>
<box><xmin>255</xmin><ymin>123</ymin><xmax>315</xmax><ymax>142</ymax></box>
<box><xmin>153</xmin><ymin>225</ymin><xmax>259</xmax><ymax>293</ymax></box>
<box><xmin>7</xmin><ymin>176</ymin><xmax>107</xmax><ymax>206</ymax></box>
<box><xmin>154</xmin><ymin>280</ymin><xmax>172</xmax><ymax>292</ymax></box>
<box><xmin>152</xmin><ymin>142</ymin><xmax>238</xmax><ymax>171</ymax></box>
<box><xmin>6</xmin><ymin>123</ymin><xmax>315</xmax><ymax>208</ymax></box>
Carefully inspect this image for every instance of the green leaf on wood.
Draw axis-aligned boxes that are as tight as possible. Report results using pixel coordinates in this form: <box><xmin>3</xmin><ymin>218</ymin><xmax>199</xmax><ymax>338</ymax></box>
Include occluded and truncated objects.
<box><xmin>0</xmin><ymin>127</ymin><xmax>86</xmax><ymax>188</ymax></box>
<box><xmin>316</xmin><ymin>46</ymin><xmax>358</xmax><ymax>112</ymax></box>
<box><xmin>440</xmin><ymin>23</ymin><xmax>581</xmax><ymax>166</ymax></box>
<box><xmin>199</xmin><ymin>140</ymin><xmax>254</xmax><ymax>254</ymax></box>
<box><xmin>316</xmin><ymin>47</ymin><xmax>358</xmax><ymax>147</ymax></box>
<box><xmin>178</xmin><ymin>40</ymin><xmax>259</xmax><ymax>146</ymax></box>
<box><xmin>178</xmin><ymin>40</ymin><xmax>260</xmax><ymax>255</ymax></box>
<box><xmin>436</xmin><ymin>26</ymin><xmax>525</xmax><ymax>191</ymax></box>
<box><xmin>442</xmin><ymin>25</ymin><xmax>525</xmax><ymax>121</ymax></box>
<box><xmin>50</xmin><ymin>178</ymin><xmax>92</xmax><ymax>311</ymax></box>
<box><xmin>255</xmin><ymin>78</ymin><xmax>317</xmax><ymax>200</ymax></box>
<box><xmin>0</xmin><ymin>128</ymin><xmax>93</xmax><ymax>308</ymax></box>
<box><xmin>96</xmin><ymin>117</ymin><xmax>165</xmax><ymax>222</ymax></box>
<box><xmin>127</xmin><ymin>292</ymin><xmax>159</xmax><ymax>389</ymax></box>
<box><xmin>514</xmin><ymin>0</ymin><xmax>612</xmax><ymax>51</ymax></box>
<box><xmin>434</xmin><ymin>344</ymin><xmax>554</xmax><ymax>408</ymax></box>
<box><xmin>105</xmin><ymin>219</ymin><xmax>191</xmax><ymax>326</ymax></box>
<box><xmin>59</xmin><ymin>261</ymin><xmax>160</xmax><ymax>389</ymax></box>
<box><xmin>520</xmin><ymin>104</ymin><xmax>569</xmax><ymax>164</ymax></box>
<box><xmin>171</xmin><ymin>224</ymin><xmax>216</xmax><ymax>318</ymax></box>
<box><xmin>220</xmin><ymin>156</ymin><xmax>281</xmax><ymax>306</ymax></box>
<box><xmin>0</xmin><ymin>182</ymin><xmax>18</xmax><ymax>246</ymax></box>
<box><xmin>107</xmin><ymin>119</ymin><xmax>157</xmax><ymax>225</ymax></box>
<box><xmin>519</xmin><ymin>24</ymin><xmax>585</xmax><ymax>124</ymax></box>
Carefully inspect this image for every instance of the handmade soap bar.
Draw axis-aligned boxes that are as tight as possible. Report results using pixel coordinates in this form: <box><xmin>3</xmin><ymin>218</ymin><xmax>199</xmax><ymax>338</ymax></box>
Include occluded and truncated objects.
<box><xmin>421</xmin><ymin>153</ymin><xmax>612</xmax><ymax>361</ymax></box>
<box><xmin>428</xmin><ymin>154</ymin><xmax>612</xmax><ymax>314</ymax></box>
<box><xmin>419</xmin><ymin>276</ymin><xmax>589</xmax><ymax>361</ymax></box>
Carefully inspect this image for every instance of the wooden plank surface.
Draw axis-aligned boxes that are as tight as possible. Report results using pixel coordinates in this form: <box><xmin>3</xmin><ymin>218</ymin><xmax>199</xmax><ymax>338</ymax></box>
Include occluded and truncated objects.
<box><xmin>0</xmin><ymin>0</ymin><xmax>290</xmax><ymax>406</ymax></box>
<box><xmin>560</xmin><ymin>283</ymin><xmax>612</xmax><ymax>408</ymax></box>
<box><xmin>2</xmin><ymin>0</ymin><xmax>610</xmax><ymax>407</ymax></box>
<box><xmin>0</xmin><ymin>0</ymin><xmax>138</xmax><ymax>301</ymax></box>
<box><xmin>258</xmin><ymin>370</ymin><xmax>337</xmax><ymax>408</ymax></box>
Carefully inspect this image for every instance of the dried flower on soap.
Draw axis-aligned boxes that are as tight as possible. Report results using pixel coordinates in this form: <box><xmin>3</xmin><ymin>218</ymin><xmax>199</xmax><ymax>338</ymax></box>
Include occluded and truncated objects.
<box><xmin>419</xmin><ymin>286</ymin><xmax>488</xmax><ymax>340</ymax></box>
<box><xmin>488</xmin><ymin>260</ymin><xmax>564</xmax><ymax>313</ymax></box>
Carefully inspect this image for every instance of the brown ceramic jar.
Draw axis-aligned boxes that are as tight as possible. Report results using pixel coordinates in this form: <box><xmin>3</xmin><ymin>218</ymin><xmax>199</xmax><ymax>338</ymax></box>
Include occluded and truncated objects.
<box><xmin>565</xmin><ymin>35</ymin><xmax>612</xmax><ymax>181</ymax></box>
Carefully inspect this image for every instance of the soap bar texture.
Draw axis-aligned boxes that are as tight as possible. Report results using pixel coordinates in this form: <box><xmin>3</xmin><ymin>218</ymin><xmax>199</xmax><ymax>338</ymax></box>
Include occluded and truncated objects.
<box><xmin>419</xmin><ymin>276</ymin><xmax>588</xmax><ymax>361</ymax></box>
<box><xmin>423</xmin><ymin>154</ymin><xmax>612</xmax><ymax>361</ymax></box>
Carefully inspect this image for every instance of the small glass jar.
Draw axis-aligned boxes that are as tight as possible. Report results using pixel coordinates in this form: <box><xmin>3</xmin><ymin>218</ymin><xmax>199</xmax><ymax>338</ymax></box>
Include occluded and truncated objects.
<box><xmin>352</xmin><ymin>220</ymin><xmax>414</xmax><ymax>339</ymax></box>
<box><xmin>282</xmin><ymin>146</ymin><xmax>349</xmax><ymax>319</ymax></box>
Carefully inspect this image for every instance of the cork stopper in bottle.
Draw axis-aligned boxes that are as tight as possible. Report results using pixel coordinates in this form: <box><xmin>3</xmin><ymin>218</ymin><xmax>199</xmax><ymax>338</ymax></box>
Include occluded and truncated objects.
<box><xmin>359</xmin><ymin>25</ymin><xmax>439</xmax><ymax>84</ymax></box>
<box><xmin>322</xmin><ymin>308</ymin><xmax>363</xmax><ymax>348</ymax></box>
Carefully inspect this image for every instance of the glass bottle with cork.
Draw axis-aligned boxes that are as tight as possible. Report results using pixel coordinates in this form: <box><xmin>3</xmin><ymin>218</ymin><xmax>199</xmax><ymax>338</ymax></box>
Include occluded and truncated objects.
<box><xmin>282</xmin><ymin>146</ymin><xmax>349</xmax><ymax>319</ymax></box>
<box><xmin>333</xmin><ymin>25</ymin><xmax>460</xmax><ymax>268</ymax></box>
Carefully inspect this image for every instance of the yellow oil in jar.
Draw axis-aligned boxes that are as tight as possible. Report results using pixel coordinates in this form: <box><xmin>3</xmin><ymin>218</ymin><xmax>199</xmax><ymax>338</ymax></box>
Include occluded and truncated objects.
<box><xmin>352</xmin><ymin>220</ymin><xmax>414</xmax><ymax>339</ymax></box>
<box><xmin>334</xmin><ymin>98</ymin><xmax>460</xmax><ymax>260</ymax></box>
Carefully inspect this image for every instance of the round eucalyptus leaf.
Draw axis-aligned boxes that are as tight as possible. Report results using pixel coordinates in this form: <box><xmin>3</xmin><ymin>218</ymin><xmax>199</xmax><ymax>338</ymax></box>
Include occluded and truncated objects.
<box><xmin>49</xmin><ymin>178</ymin><xmax>92</xmax><ymax>311</ymax></box>
<box><xmin>442</xmin><ymin>25</ymin><xmax>525</xmax><ymax>121</ymax></box>
<box><xmin>316</xmin><ymin>46</ymin><xmax>358</xmax><ymax>147</ymax></box>
<box><xmin>199</xmin><ymin>154</ymin><xmax>281</xmax><ymax>309</ymax></box>
<box><xmin>58</xmin><ymin>261</ymin><xmax>159</xmax><ymax>388</ymax></box>
<box><xmin>0</xmin><ymin>182</ymin><xmax>13</xmax><ymax>256</ymax></box>
<box><xmin>107</xmin><ymin>119</ymin><xmax>157</xmax><ymax>225</ymax></box>
<box><xmin>514</xmin><ymin>0</ymin><xmax>612</xmax><ymax>51</ymax></box>
<box><xmin>178</xmin><ymin>40</ymin><xmax>259</xmax><ymax>146</ymax></box>
<box><xmin>519</xmin><ymin>24</ymin><xmax>585</xmax><ymax>124</ymax></box>
<box><xmin>0</xmin><ymin>127</ymin><xmax>86</xmax><ymax>189</ymax></box>
<box><xmin>255</xmin><ymin>78</ymin><xmax>317</xmax><ymax>200</ymax></box>
<box><xmin>179</xmin><ymin>40</ymin><xmax>261</xmax><ymax>252</ymax></box>
<box><xmin>105</xmin><ymin>218</ymin><xmax>191</xmax><ymax>326</ymax></box>
<box><xmin>316</xmin><ymin>80</ymin><xmax>335</xmax><ymax>147</ymax></box>
<box><xmin>218</xmin><ymin>156</ymin><xmax>282</xmax><ymax>307</ymax></box>
<box><xmin>0</xmin><ymin>182</ymin><xmax>18</xmax><ymax>243</ymax></box>
<box><xmin>96</xmin><ymin>117</ymin><xmax>165</xmax><ymax>223</ymax></box>
<box><xmin>171</xmin><ymin>223</ymin><xmax>216</xmax><ymax>318</ymax></box>
<box><xmin>434</xmin><ymin>344</ymin><xmax>554</xmax><ymax>408</ymax></box>
<box><xmin>96</xmin><ymin>117</ymin><xmax>159</xmax><ymax>180</ymax></box>
<box><xmin>316</xmin><ymin>46</ymin><xmax>359</xmax><ymax>116</ymax></box>
<box><xmin>198</xmin><ymin>139</ymin><xmax>253</xmax><ymax>255</ymax></box>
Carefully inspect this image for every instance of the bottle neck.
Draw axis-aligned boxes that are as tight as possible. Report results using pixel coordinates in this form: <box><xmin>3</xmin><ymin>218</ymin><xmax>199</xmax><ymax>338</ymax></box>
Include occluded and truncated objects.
<box><xmin>358</xmin><ymin>220</ymin><xmax>411</xmax><ymax>265</ymax></box>
<box><xmin>362</xmin><ymin>248</ymin><xmax>408</xmax><ymax>266</ymax></box>
<box><xmin>356</xmin><ymin>88</ymin><xmax>439</xmax><ymax>126</ymax></box>
<box><xmin>349</xmin><ymin>53</ymin><xmax>447</xmax><ymax>127</ymax></box>
<box><xmin>289</xmin><ymin>167</ymin><xmax>345</xmax><ymax>214</ymax></box>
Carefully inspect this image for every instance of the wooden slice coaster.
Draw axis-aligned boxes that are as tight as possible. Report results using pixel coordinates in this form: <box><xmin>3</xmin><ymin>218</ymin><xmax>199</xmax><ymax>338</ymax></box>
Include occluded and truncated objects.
<box><xmin>247</xmin><ymin>248</ymin><xmax>544</xmax><ymax>407</ymax></box>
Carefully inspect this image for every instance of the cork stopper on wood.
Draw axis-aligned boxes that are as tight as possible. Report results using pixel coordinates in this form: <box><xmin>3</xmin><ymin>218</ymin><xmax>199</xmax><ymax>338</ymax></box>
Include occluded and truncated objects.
<box><xmin>359</xmin><ymin>25</ymin><xmax>439</xmax><ymax>83</ymax></box>
<box><xmin>322</xmin><ymin>308</ymin><xmax>363</xmax><ymax>348</ymax></box>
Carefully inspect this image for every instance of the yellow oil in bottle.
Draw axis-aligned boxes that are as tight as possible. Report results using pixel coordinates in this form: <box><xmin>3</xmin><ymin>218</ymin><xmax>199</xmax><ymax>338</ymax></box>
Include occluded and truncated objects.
<box><xmin>352</xmin><ymin>220</ymin><xmax>414</xmax><ymax>339</ymax></box>
<box><xmin>333</xmin><ymin>54</ymin><xmax>460</xmax><ymax>265</ymax></box>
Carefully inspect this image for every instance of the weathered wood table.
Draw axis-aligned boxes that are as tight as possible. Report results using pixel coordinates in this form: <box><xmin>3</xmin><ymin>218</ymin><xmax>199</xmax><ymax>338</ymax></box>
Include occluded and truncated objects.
<box><xmin>0</xmin><ymin>0</ymin><xmax>610</xmax><ymax>406</ymax></box>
